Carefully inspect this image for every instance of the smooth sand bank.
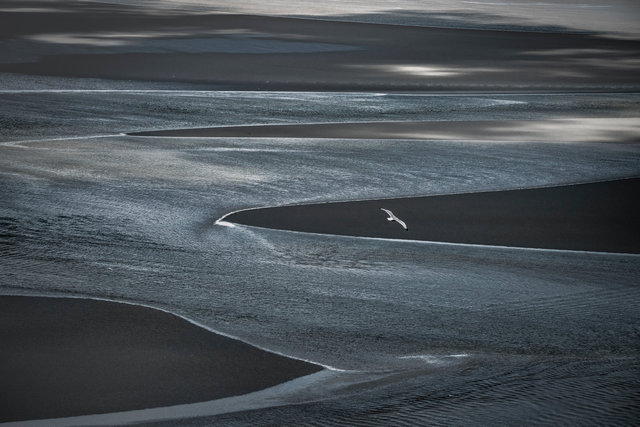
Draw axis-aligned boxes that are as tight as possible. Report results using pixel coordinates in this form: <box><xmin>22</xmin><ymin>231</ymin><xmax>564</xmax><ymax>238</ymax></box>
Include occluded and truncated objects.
<box><xmin>1</xmin><ymin>2</ymin><xmax>639</xmax><ymax>90</ymax></box>
<box><xmin>129</xmin><ymin>119</ymin><xmax>640</xmax><ymax>143</ymax></box>
<box><xmin>226</xmin><ymin>178</ymin><xmax>640</xmax><ymax>254</ymax></box>
<box><xmin>0</xmin><ymin>296</ymin><xmax>322</xmax><ymax>422</ymax></box>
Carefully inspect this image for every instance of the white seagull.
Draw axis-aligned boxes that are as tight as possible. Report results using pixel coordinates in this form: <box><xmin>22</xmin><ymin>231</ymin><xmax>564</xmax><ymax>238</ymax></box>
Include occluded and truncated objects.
<box><xmin>380</xmin><ymin>208</ymin><xmax>408</xmax><ymax>230</ymax></box>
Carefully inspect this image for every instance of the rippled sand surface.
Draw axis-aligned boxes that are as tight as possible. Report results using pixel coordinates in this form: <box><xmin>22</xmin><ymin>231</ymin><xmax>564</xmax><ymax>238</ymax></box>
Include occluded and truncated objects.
<box><xmin>1</xmin><ymin>1</ymin><xmax>640</xmax><ymax>425</ymax></box>
<box><xmin>2</xmin><ymin>90</ymin><xmax>639</xmax><ymax>425</ymax></box>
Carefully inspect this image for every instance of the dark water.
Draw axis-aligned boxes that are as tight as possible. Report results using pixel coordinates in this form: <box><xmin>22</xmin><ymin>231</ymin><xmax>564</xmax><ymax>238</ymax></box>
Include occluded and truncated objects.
<box><xmin>1</xmin><ymin>83</ymin><xmax>640</xmax><ymax>425</ymax></box>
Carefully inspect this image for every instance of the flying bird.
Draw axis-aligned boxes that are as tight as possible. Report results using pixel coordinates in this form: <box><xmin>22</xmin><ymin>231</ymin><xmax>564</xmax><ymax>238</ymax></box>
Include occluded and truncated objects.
<box><xmin>380</xmin><ymin>208</ymin><xmax>408</xmax><ymax>230</ymax></box>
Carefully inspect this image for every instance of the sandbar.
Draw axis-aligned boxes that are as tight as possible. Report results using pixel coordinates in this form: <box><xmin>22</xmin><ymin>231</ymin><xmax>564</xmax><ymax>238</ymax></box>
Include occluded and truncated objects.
<box><xmin>1</xmin><ymin>2</ymin><xmax>639</xmax><ymax>91</ymax></box>
<box><xmin>225</xmin><ymin>178</ymin><xmax>640</xmax><ymax>254</ymax></box>
<box><xmin>128</xmin><ymin>119</ymin><xmax>640</xmax><ymax>143</ymax></box>
<box><xmin>0</xmin><ymin>296</ymin><xmax>322</xmax><ymax>422</ymax></box>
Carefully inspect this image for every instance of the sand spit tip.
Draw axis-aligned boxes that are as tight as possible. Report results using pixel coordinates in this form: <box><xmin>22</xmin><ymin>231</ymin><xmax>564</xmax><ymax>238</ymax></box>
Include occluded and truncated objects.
<box><xmin>215</xmin><ymin>220</ymin><xmax>236</xmax><ymax>228</ymax></box>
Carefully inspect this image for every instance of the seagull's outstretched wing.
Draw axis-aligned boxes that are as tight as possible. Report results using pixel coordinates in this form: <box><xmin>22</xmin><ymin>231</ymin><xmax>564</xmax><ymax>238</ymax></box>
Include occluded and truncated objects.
<box><xmin>395</xmin><ymin>217</ymin><xmax>408</xmax><ymax>230</ymax></box>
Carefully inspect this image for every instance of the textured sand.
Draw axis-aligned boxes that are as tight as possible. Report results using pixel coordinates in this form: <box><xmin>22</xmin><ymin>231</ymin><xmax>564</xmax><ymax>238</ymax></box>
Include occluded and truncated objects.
<box><xmin>1</xmin><ymin>2</ymin><xmax>639</xmax><ymax>90</ymax></box>
<box><xmin>226</xmin><ymin>178</ymin><xmax>640</xmax><ymax>254</ymax></box>
<box><xmin>129</xmin><ymin>119</ymin><xmax>640</xmax><ymax>143</ymax></box>
<box><xmin>0</xmin><ymin>296</ymin><xmax>322</xmax><ymax>422</ymax></box>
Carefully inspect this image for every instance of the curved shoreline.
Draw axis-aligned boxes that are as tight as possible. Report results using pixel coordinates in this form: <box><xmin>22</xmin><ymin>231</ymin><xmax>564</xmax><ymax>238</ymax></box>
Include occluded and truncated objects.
<box><xmin>126</xmin><ymin>119</ymin><xmax>640</xmax><ymax>143</ymax></box>
<box><xmin>0</xmin><ymin>295</ymin><xmax>323</xmax><ymax>423</ymax></box>
<box><xmin>221</xmin><ymin>177</ymin><xmax>640</xmax><ymax>254</ymax></box>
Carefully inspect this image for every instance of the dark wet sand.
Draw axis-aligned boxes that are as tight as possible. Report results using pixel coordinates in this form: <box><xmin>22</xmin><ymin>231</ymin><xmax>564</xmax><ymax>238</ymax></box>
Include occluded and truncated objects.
<box><xmin>227</xmin><ymin>178</ymin><xmax>640</xmax><ymax>254</ymax></box>
<box><xmin>1</xmin><ymin>2</ymin><xmax>639</xmax><ymax>90</ymax></box>
<box><xmin>130</xmin><ymin>120</ymin><xmax>528</xmax><ymax>139</ymax></box>
<box><xmin>0</xmin><ymin>296</ymin><xmax>322</xmax><ymax>422</ymax></box>
<box><xmin>129</xmin><ymin>120</ymin><xmax>640</xmax><ymax>143</ymax></box>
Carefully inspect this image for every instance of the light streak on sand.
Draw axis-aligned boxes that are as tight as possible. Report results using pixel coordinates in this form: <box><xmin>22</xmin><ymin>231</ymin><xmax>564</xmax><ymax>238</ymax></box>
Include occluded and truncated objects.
<box><xmin>0</xmin><ymin>294</ymin><xmax>356</xmax><ymax>426</ymax></box>
<box><xmin>214</xmin><ymin>220</ymin><xmax>236</xmax><ymax>228</ymax></box>
<box><xmin>0</xmin><ymin>134</ymin><xmax>120</xmax><ymax>148</ymax></box>
<box><xmin>462</xmin><ymin>1</ymin><xmax>610</xmax><ymax>7</ymax></box>
<box><xmin>2</xmin><ymin>90</ymin><xmax>638</xmax><ymax>96</ymax></box>
<box><xmin>0</xmin><ymin>369</ymin><xmax>345</xmax><ymax>427</ymax></box>
<box><xmin>399</xmin><ymin>353</ymin><xmax>471</xmax><ymax>365</ymax></box>
<box><xmin>217</xmin><ymin>220</ymin><xmax>640</xmax><ymax>258</ymax></box>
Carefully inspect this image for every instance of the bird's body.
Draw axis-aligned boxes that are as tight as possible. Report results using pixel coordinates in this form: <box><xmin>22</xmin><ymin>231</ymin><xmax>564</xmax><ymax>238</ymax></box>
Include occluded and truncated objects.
<box><xmin>380</xmin><ymin>208</ymin><xmax>408</xmax><ymax>230</ymax></box>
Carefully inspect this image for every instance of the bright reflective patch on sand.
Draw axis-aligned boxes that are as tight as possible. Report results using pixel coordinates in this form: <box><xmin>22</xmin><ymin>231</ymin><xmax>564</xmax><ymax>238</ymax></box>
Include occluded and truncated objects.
<box><xmin>26</xmin><ymin>29</ymin><xmax>258</xmax><ymax>44</ymax></box>
<box><xmin>524</xmin><ymin>48</ymin><xmax>620</xmax><ymax>56</ymax></box>
<box><xmin>215</xmin><ymin>220</ymin><xmax>236</xmax><ymax>228</ymax></box>
<box><xmin>389</xmin><ymin>65</ymin><xmax>464</xmax><ymax>77</ymax></box>
<box><xmin>2</xmin><ymin>369</ymin><xmax>361</xmax><ymax>427</ymax></box>
<box><xmin>462</xmin><ymin>1</ymin><xmax>609</xmax><ymax>7</ymax></box>
<box><xmin>0</xmin><ymin>7</ymin><xmax>70</xmax><ymax>13</ymax></box>
<box><xmin>193</xmin><ymin>147</ymin><xmax>307</xmax><ymax>152</ymax></box>
<box><xmin>358</xmin><ymin>64</ymin><xmax>507</xmax><ymax>78</ymax></box>
<box><xmin>1</xmin><ymin>34</ymin><xmax>359</xmax><ymax>63</ymax></box>
<box><xmin>27</xmin><ymin>33</ymin><xmax>131</xmax><ymax>47</ymax></box>
<box><xmin>491</xmin><ymin>118</ymin><xmax>640</xmax><ymax>143</ymax></box>
<box><xmin>1</xmin><ymin>136</ymin><xmax>275</xmax><ymax>184</ymax></box>
<box><xmin>400</xmin><ymin>354</ymin><xmax>471</xmax><ymax>366</ymax></box>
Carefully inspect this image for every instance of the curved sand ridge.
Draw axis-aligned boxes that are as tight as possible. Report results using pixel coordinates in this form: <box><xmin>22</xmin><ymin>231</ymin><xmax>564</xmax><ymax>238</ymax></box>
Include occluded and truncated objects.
<box><xmin>0</xmin><ymin>295</ymin><xmax>322</xmax><ymax>423</ymax></box>
<box><xmin>222</xmin><ymin>178</ymin><xmax>640</xmax><ymax>254</ymax></box>
<box><xmin>128</xmin><ymin>118</ymin><xmax>640</xmax><ymax>143</ymax></box>
<box><xmin>129</xmin><ymin>120</ymin><xmax>640</xmax><ymax>254</ymax></box>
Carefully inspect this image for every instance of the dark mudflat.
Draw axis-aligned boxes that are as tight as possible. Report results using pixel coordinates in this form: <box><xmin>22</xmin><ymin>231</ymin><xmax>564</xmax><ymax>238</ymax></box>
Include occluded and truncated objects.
<box><xmin>227</xmin><ymin>178</ymin><xmax>640</xmax><ymax>254</ymax></box>
<box><xmin>2</xmin><ymin>2</ymin><xmax>639</xmax><ymax>91</ymax></box>
<box><xmin>127</xmin><ymin>120</ymin><xmax>640</xmax><ymax>143</ymax></box>
<box><xmin>0</xmin><ymin>296</ymin><xmax>322</xmax><ymax>422</ymax></box>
